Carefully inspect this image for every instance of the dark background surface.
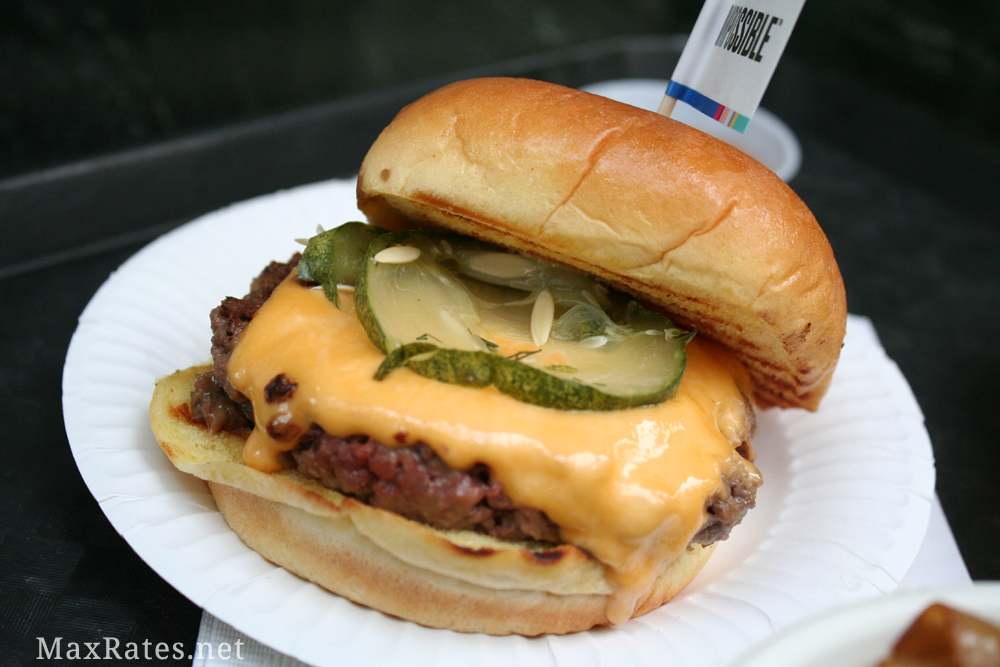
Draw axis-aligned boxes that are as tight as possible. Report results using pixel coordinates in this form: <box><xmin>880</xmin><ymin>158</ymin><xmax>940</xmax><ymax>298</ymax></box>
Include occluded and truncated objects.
<box><xmin>2</xmin><ymin>1</ymin><xmax>999</xmax><ymax>665</ymax></box>
<box><xmin>4</xmin><ymin>0</ymin><xmax>1000</xmax><ymax>178</ymax></box>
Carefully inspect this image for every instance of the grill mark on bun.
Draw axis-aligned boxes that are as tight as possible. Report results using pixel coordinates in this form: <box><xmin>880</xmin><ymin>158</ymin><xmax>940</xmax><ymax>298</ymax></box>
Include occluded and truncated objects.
<box><xmin>447</xmin><ymin>544</ymin><xmax>579</xmax><ymax>565</ymax></box>
<box><xmin>171</xmin><ymin>402</ymin><xmax>197</xmax><ymax>425</ymax></box>
<box><xmin>451</xmin><ymin>545</ymin><xmax>498</xmax><ymax>557</ymax></box>
<box><xmin>528</xmin><ymin>549</ymin><xmax>571</xmax><ymax>564</ymax></box>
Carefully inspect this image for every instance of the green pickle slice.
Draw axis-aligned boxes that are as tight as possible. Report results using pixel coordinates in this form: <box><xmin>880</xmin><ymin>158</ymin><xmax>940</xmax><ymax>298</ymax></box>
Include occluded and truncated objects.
<box><xmin>298</xmin><ymin>222</ymin><xmax>386</xmax><ymax>307</ymax></box>
<box><xmin>304</xmin><ymin>225</ymin><xmax>693</xmax><ymax>411</ymax></box>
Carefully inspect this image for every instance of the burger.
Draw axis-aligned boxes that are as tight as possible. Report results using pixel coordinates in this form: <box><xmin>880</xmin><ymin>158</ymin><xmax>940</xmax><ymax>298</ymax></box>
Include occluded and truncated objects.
<box><xmin>149</xmin><ymin>77</ymin><xmax>846</xmax><ymax>635</ymax></box>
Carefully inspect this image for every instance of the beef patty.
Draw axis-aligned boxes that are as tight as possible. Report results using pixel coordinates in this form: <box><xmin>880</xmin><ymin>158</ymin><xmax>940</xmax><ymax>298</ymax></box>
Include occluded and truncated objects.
<box><xmin>189</xmin><ymin>255</ymin><xmax>757</xmax><ymax>546</ymax></box>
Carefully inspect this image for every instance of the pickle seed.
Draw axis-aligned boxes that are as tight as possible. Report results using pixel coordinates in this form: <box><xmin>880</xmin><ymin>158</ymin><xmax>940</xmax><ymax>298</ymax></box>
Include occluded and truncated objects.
<box><xmin>357</xmin><ymin>230</ymin><xmax>689</xmax><ymax>410</ymax></box>
<box><xmin>579</xmin><ymin>335</ymin><xmax>609</xmax><ymax>349</ymax></box>
<box><xmin>468</xmin><ymin>252</ymin><xmax>537</xmax><ymax>279</ymax></box>
<box><xmin>531</xmin><ymin>288</ymin><xmax>555</xmax><ymax>346</ymax></box>
<box><xmin>373</xmin><ymin>245</ymin><xmax>422</xmax><ymax>264</ymax></box>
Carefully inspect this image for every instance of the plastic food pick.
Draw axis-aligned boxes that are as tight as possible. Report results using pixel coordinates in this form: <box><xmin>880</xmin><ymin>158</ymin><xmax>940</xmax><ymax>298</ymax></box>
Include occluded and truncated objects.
<box><xmin>658</xmin><ymin>0</ymin><xmax>806</xmax><ymax>132</ymax></box>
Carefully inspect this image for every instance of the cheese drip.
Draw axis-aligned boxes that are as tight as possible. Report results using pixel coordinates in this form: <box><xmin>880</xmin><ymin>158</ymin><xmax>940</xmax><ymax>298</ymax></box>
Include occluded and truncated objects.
<box><xmin>228</xmin><ymin>277</ymin><xmax>759</xmax><ymax>623</ymax></box>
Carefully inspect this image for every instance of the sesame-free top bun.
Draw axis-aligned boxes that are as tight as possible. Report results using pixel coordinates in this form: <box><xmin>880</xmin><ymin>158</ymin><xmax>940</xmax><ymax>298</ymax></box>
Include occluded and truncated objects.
<box><xmin>358</xmin><ymin>77</ymin><xmax>847</xmax><ymax>409</ymax></box>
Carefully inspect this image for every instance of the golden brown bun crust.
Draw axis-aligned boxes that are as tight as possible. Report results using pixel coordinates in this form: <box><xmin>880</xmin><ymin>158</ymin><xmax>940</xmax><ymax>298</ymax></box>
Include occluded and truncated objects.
<box><xmin>150</xmin><ymin>365</ymin><xmax>714</xmax><ymax>635</ymax></box>
<box><xmin>211</xmin><ymin>483</ymin><xmax>713</xmax><ymax>636</ymax></box>
<box><xmin>357</xmin><ymin>77</ymin><xmax>847</xmax><ymax>409</ymax></box>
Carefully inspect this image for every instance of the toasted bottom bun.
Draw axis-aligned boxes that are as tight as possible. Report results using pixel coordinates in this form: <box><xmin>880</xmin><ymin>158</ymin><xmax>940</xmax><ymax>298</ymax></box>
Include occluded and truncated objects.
<box><xmin>150</xmin><ymin>365</ymin><xmax>715</xmax><ymax>635</ymax></box>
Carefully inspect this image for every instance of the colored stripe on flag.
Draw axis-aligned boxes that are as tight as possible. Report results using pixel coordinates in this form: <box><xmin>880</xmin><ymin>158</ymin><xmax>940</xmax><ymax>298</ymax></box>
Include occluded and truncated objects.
<box><xmin>665</xmin><ymin>80</ymin><xmax>750</xmax><ymax>132</ymax></box>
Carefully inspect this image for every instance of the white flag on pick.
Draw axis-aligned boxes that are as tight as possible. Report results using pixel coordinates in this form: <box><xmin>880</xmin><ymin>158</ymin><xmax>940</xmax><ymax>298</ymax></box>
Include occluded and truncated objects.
<box><xmin>659</xmin><ymin>0</ymin><xmax>806</xmax><ymax>132</ymax></box>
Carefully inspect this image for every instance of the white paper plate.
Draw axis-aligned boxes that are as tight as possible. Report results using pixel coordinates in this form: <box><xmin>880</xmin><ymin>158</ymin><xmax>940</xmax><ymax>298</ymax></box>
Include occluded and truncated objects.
<box><xmin>580</xmin><ymin>79</ymin><xmax>802</xmax><ymax>182</ymax></box>
<box><xmin>732</xmin><ymin>582</ymin><xmax>1000</xmax><ymax>667</ymax></box>
<box><xmin>63</xmin><ymin>179</ymin><xmax>934</xmax><ymax>667</ymax></box>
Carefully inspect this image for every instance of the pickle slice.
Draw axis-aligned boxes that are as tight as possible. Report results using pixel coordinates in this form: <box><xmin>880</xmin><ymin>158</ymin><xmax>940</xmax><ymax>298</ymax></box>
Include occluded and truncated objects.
<box><xmin>298</xmin><ymin>222</ymin><xmax>385</xmax><ymax>307</ymax></box>
<box><xmin>355</xmin><ymin>232</ymin><xmax>488</xmax><ymax>355</ymax></box>
<box><xmin>353</xmin><ymin>231</ymin><xmax>692</xmax><ymax>411</ymax></box>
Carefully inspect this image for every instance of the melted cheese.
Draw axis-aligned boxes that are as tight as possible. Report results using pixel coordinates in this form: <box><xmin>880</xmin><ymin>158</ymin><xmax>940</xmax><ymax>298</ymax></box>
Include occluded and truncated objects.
<box><xmin>228</xmin><ymin>277</ymin><xmax>759</xmax><ymax>623</ymax></box>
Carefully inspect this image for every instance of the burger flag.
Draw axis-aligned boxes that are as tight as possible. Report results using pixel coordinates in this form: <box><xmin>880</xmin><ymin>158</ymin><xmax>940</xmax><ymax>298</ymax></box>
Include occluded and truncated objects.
<box><xmin>659</xmin><ymin>0</ymin><xmax>806</xmax><ymax>132</ymax></box>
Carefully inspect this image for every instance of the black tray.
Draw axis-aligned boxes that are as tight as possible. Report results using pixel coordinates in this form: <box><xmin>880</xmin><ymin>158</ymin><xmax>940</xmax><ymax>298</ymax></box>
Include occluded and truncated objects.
<box><xmin>3</xmin><ymin>34</ymin><xmax>997</xmax><ymax>666</ymax></box>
